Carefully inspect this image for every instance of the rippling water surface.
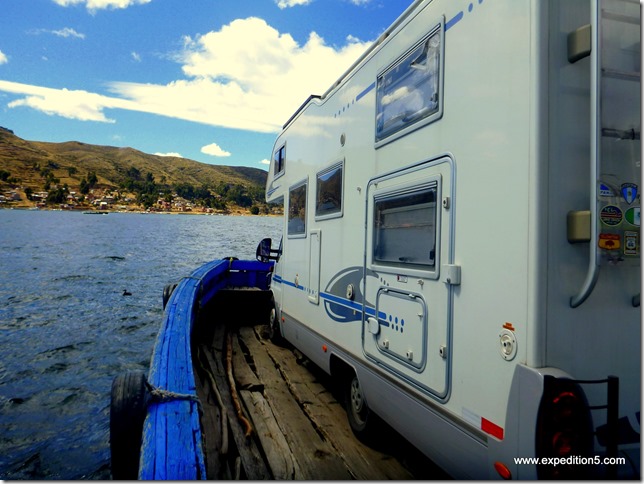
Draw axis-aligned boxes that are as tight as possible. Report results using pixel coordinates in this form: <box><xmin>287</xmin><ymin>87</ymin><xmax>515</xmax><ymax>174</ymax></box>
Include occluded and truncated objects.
<box><xmin>0</xmin><ymin>209</ymin><xmax>281</xmax><ymax>479</ymax></box>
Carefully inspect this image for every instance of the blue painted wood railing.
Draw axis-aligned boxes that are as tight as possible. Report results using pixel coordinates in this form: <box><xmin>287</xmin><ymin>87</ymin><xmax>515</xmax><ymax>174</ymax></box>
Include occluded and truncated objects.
<box><xmin>139</xmin><ymin>259</ymin><xmax>273</xmax><ymax>480</ymax></box>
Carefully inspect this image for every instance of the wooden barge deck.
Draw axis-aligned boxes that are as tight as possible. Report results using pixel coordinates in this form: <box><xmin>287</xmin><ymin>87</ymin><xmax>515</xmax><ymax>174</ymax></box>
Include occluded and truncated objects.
<box><xmin>192</xmin><ymin>289</ymin><xmax>448</xmax><ymax>480</ymax></box>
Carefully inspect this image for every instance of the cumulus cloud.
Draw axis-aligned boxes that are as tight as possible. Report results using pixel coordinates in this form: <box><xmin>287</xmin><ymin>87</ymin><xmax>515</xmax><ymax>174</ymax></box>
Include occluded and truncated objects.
<box><xmin>0</xmin><ymin>17</ymin><xmax>371</xmax><ymax>134</ymax></box>
<box><xmin>259</xmin><ymin>159</ymin><xmax>271</xmax><ymax>165</ymax></box>
<box><xmin>0</xmin><ymin>50</ymin><xmax>7</xmax><ymax>65</ymax></box>
<box><xmin>201</xmin><ymin>143</ymin><xmax>231</xmax><ymax>157</ymax></box>
<box><xmin>0</xmin><ymin>80</ymin><xmax>132</xmax><ymax>122</ymax></box>
<box><xmin>175</xmin><ymin>17</ymin><xmax>370</xmax><ymax>130</ymax></box>
<box><xmin>52</xmin><ymin>0</ymin><xmax>151</xmax><ymax>11</ymax></box>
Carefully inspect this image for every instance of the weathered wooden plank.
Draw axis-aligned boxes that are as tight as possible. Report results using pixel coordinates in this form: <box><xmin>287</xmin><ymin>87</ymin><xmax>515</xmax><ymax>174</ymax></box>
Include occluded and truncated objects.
<box><xmin>230</xmin><ymin>332</ymin><xmax>298</xmax><ymax>478</ymax></box>
<box><xmin>231</xmin><ymin>334</ymin><xmax>264</xmax><ymax>391</ymax></box>
<box><xmin>194</xmin><ymin>346</ymin><xmax>224</xmax><ymax>479</ymax></box>
<box><xmin>239</xmin><ymin>327</ymin><xmax>352</xmax><ymax>480</ymax></box>
<box><xmin>240</xmin><ymin>389</ymin><xmax>299</xmax><ymax>479</ymax></box>
<box><xmin>203</xmin><ymin>329</ymin><xmax>270</xmax><ymax>479</ymax></box>
<box><xmin>260</xmin><ymin>335</ymin><xmax>414</xmax><ymax>480</ymax></box>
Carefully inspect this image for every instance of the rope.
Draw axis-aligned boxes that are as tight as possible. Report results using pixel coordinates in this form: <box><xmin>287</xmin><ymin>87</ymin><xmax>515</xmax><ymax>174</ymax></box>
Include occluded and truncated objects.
<box><xmin>226</xmin><ymin>331</ymin><xmax>253</xmax><ymax>439</ymax></box>
<box><xmin>145</xmin><ymin>381</ymin><xmax>202</xmax><ymax>410</ymax></box>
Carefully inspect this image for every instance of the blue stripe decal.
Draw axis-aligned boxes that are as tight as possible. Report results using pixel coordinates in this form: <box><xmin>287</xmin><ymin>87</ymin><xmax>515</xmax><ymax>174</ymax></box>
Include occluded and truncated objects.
<box><xmin>320</xmin><ymin>291</ymin><xmax>362</xmax><ymax>312</ymax></box>
<box><xmin>446</xmin><ymin>0</ymin><xmax>486</xmax><ymax>31</ymax></box>
<box><xmin>273</xmin><ymin>276</ymin><xmax>300</xmax><ymax>290</ymax></box>
<box><xmin>356</xmin><ymin>82</ymin><xmax>375</xmax><ymax>102</ymax></box>
<box><xmin>267</xmin><ymin>185</ymin><xmax>280</xmax><ymax>197</ymax></box>
<box><xmin>273</xmin><ymin>275</ymin><xmax>390</xmax><ymax>322</ymax></box>
<box><xmin>445</xmin><ymin>11</ymin><xmax>463</xmax><ymax>31</ymax></box>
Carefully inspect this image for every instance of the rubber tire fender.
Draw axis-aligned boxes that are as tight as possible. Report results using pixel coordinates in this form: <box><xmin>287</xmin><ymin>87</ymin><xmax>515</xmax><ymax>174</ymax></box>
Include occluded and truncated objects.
<box><xmin>162</xmin><ymin>282</ymin><xmax>178</xmax><ymax>310</ymax></box>
<box><xmin>110</xmin><ymin>371</ymin><xmax>149</xmax><ymax>480</ymax></box>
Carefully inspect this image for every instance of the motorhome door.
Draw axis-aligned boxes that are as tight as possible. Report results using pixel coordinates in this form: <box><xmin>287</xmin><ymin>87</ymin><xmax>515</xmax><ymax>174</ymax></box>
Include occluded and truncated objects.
<box><xmin>363</xmin><ymin>156</ymin><xmax>455</xmax><ymax>401</ymax></box>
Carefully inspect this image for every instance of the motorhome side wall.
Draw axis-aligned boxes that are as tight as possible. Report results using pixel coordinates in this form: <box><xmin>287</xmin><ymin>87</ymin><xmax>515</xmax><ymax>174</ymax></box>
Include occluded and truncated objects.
<box><xmin>265</xmin><ymin>0</ymin><xmax>640</xmax><ymax>479</ymax></box>
<box><xmin>267</xmin><ymin>2</ymin><xmax>541</xmax><ymax>478</ymax></box>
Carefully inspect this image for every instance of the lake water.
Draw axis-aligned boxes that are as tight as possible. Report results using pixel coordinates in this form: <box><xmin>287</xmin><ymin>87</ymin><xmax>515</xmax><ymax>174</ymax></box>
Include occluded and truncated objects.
<box><xmin>0</xmin><ymin>209</ymin><xmax>281</xmax><ymax>479</ymax></box>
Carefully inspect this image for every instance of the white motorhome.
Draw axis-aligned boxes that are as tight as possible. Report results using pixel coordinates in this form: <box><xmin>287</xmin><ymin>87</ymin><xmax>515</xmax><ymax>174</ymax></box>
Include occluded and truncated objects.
<box><xmin>261</xmin><ymin>0</ymin><xmax>640</xmax><ymax>479</ymax></box>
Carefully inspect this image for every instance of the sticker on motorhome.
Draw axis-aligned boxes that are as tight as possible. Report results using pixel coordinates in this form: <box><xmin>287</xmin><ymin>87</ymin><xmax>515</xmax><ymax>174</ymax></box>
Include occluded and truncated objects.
<box><xmin>599</xmin><ymin>205</ymin><xmax>623</xmax><ymax>226</ymax></box>
<box><xmin>625</xmin><ymin>207</ymin><xmax>640</xmax><ymax>226</ymax></box>
<box><xmin>624</xmin><ymin>231</ymin><xmax>638</xmax><ymax>256</ymax></box>
<box><xmin>462</xmin><ymin>407</ymin><xmax>504</xmax><ymax>440</ymax></box>
<box><xmin>621</xmin><ymin>183</ymin><xmax>638</xmax><ymax>205</ymax></box>
<box><xmin>599</xmin><ymin>183</ymin><xmax>615</xmax><ymax>197</ymax></box>
<box><xmin>598</xmin><ymin>233</ymin><xmax>620</xmax><ymax>250</ymax></box>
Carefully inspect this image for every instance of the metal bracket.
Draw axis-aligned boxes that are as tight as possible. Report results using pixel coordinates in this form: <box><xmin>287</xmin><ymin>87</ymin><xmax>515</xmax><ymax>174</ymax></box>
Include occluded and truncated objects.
<box><xmin>442</xmin><ymin>264</ymin><xmax>461</xmax><ymax>286</ymax></box>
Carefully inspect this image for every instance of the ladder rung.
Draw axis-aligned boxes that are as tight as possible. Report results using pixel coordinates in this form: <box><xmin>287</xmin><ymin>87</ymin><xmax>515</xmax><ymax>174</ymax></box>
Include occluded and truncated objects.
<box><xmin>602</xmin><ymin>68</ymin><xmax>641</xmax><ymax>81</ymax></box>
<box><xmin>602</xmin><ymin>10</ymin><xmax>640</xmax><ymax>25</ymax></box>
<box><xmin>602</xmin><ymin>128</ymin><xmax>641</xmax><ymax>140</ymax></box>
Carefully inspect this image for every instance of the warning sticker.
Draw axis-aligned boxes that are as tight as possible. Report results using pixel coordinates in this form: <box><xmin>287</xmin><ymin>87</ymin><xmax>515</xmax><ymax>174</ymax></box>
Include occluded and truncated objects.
<box><xmin>600</xmin><ymin>205</ymin><xmax>623</xmax><ymax>226</ymax></box>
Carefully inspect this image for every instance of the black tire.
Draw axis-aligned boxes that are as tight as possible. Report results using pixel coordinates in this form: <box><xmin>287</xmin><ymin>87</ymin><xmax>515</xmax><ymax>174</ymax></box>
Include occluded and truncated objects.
<box><xmin>267</xmin><ymin>301</ymin><xmax>285</xmax><ymax>345</ymax></box>
<box><xmin>345</xmin><ymin>373</ymin><xmax>378</xmax><ymax>442</ymax></box>
<box><xmin>110</xmin><ymin>371</ymin><xmax>149</xmax><ymax>480</ymax></box>
<box><xmin>162</xmin><ymin>282</ymin><xmax>178</xmax><ymax>310</ymax></box>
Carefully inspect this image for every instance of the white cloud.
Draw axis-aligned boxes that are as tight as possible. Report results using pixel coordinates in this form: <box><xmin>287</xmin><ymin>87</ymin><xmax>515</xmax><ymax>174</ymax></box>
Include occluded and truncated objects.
<box><xmin>201</xmin><ymin>143</ymin><xmax>231</xmax><ymax>157</ymax></box>
<box><xmin>0</xmin><ymin>17</ymin><xmax>371</xmax><ymax>134</ymax></box>
<box><xmin>175</xmin><ymin>17</ymin><xmax>370</xmax><ymax>130</ymax></box>
<box><xmin>0</xmin><ymin>50</ymin><xmax>7</xmax><ymax>65</ymax></box>
<box><xmin>155</xmin><ymin>152</ymin><xmax>183</xmax><ymax>158</ymax></box>
<box><xmin>52</xmin><ymin>27</ymin><xmax>85</xmax><ymax>39</ymax></box>
<box><xmin>28</xmin><ymin>27</ymin><xmax>85</xmax><ymax>39</ymax></box>
<box><xmin>131</xmin><ymin>51</ymin><xmax>141</xmax><ymax>62</ymax></box>
<box><xmin>259</xmin><ymin>159</ymin><xmax>271</xmax><ymax>165</ymax></box>
<box><xmin>275</xmin><ymin>0</ymin><xmax>312</xmax><ymax>8</ymax></box>
<box><xmin>0</xmin><ymin>80</ymin><xmax>130</xmax><ymax>122</ymax></box>
<box><xmin>52</xmin><ymin>0</ymin><xmax>151</xmax><ymax>11</ymax></box>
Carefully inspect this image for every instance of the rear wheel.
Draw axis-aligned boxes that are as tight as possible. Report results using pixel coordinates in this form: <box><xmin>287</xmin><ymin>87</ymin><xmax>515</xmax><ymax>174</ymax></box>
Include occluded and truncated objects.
<box><xmin>267</xmin><ymin>301</ymin><xmax>285</xmax><ymax>345</ymax></box>
<box><xmin>344</xmin><ymin>373</ymin><xmax>378</xmax><ymax>441</ymax></box>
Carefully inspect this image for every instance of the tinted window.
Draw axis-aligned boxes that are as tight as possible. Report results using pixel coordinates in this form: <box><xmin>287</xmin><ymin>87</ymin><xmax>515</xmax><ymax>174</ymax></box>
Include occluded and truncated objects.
<box><xmin>288</xmin><ymin>182</ymin><xmax>307</xmax><ymax>236</ymax></box>
<box><xmin>316</xmin><ymin>162</ymin><xmax>343</xmax><ymax>218</ymax></box>
<box><xmin>274</xmin><ymin>145</ymin><xmax>286</xmax><ymax>175</ymax></box>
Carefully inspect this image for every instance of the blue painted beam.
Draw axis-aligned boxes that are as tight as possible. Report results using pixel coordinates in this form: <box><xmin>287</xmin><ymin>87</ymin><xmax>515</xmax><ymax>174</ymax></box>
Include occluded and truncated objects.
<box><xmin>140</xmin><ymin>273</ymin><xmax>206</xmax><ymax>480</ymax></box>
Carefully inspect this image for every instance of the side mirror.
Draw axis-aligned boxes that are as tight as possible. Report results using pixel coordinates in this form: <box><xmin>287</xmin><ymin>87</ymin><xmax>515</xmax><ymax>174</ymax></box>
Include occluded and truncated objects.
<box><xmin>256</xmin><ymin>238</ymin><xmax>281</xmax><ymax>262</ymax></box>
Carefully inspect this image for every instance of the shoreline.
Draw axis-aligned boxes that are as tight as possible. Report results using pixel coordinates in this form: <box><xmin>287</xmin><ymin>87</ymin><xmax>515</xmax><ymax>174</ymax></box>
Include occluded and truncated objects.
<box><xmin>0</xmin><ymin>205</ymin><xmax>282</xmax><ymax>217</ymax></box>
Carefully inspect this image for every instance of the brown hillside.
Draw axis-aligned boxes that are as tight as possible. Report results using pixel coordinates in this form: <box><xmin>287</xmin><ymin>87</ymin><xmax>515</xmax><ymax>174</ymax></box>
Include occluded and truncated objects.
<box><xmin>0</xmin><ymin>127</ymin><xmax>267</xmax><ymax>194</ymax></box>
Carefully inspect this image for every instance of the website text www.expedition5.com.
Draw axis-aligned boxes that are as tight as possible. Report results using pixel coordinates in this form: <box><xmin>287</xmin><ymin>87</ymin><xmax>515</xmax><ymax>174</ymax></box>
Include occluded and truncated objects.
<box><xmin>514</xmin><ymin>456</ymin><xmax>627</xmax><ymax>467</ymax></box>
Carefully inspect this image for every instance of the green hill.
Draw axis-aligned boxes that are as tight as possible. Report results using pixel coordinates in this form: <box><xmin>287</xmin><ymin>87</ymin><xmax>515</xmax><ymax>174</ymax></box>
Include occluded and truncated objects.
<box><xmin>0</xmin><ymin>127</ymin><xmax>274</xmax><ymax>214</ymax></box>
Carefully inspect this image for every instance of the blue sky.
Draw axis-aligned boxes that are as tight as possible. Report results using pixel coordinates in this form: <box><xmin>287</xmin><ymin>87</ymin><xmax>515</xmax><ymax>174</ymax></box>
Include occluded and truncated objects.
<box><xmin>0</xmin><ymin>0</ymin><xmax>410</xmax><ymax>169</ymax></box>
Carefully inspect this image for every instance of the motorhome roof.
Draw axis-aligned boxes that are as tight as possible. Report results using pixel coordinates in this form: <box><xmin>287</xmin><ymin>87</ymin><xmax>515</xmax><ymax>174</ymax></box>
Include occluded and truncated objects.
<box><xmin>282</xmin><ymin>0</ymin><xmax>425</xmax><ymax>130</ymax></box>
